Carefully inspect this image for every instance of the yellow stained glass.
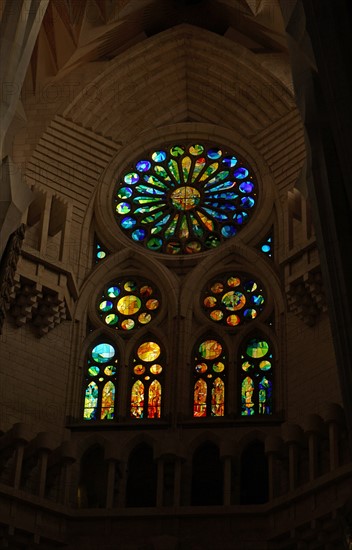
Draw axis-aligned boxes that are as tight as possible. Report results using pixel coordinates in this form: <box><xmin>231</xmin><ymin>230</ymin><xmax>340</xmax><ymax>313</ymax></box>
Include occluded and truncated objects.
<box><xmin>137</xmin><ymin>341</ymin><xmax>161</xmax><ymax>362</ymax></box>
<box><xmin>117</xmin><ymin>295</ymin><xmax>141</xmax><ymax>315</ymax></box>
<box><xmin>148</xmin><ymin>380</ymin><xmax>161</xmax><ymax>418</ymax></box>
<box><xmin>199</xmin><ymin>339</ymin><xmax>222</xmax><ymax>360</ymax></box>
<box><xmin>171</xmin><ymin>186</ymin><xmax>200</xmax><ymax>211</ymax></box>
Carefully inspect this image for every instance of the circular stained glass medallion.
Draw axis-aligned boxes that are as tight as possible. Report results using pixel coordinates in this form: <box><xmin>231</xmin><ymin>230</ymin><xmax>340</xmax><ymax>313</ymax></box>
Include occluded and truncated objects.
<box><xmin>97</xmin><ymin>278</ymin><xmax>160</xmax><ymax>332</ymax></box>
<box><xmin>113</xmin><ymin>143</ymin><xmax>257</xmax><ymax>254</ymax></box>
<box><xmin>202</xmin><ymin>274</ymin><xmax>265</xmax><ymax>328</ymax></box>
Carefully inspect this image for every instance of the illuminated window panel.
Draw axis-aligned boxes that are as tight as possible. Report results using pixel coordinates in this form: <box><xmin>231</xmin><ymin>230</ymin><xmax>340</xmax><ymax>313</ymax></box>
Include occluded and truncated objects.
<box><xmin>258</xmin><ymin>233</ymin><xmax>273</xmax><ymax>258</ymax></box>
<box><xmin>97</xmin><ymin>278</ymin><xmax>160</xmax><ymax>332</ymax></box>
<box><xmin>113</xmin><ymin>144</ymin><xmax>257</xmax><ymax>255</ymax></box>
<box><xmin>202</xmin><ymin>274</ymin><xmax>265</xmax><ymax>328</ymax></box>
<box><xmin>94</xmin><ymin>236</ymin><xmax>109</xmax><ymax>263</ymax></box>
<box><xmin>240</xmin><ymin>336</ymin><xmax>273</xmax><ymax>416</ymax></box>
<box><xmin>83</xmin><ymin>341</ymin><xmax>118</xmax><ymax>420</ymax></box>
<box><xmin>193</xmin><ymin>338</ymin><xmax>226</xmax><ymax>417</ymax></box>
<box><xmin>130</xmin><ymin>339</ymin><xmax>164</xmax><ymax>419</ymax></box>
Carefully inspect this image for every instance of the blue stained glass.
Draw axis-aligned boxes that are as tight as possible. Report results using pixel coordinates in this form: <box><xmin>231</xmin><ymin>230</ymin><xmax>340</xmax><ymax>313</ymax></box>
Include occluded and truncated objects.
<box><xmin>233</xmin><ymin>211</ymin><xmax>248</xmax><ymax>224</ymax></box>
<box><xmin>152</xmin><ymin>151</ymin><xmax>167</xmax><ymax>162</ymax></box>
<box><xmin>107</xmin><ymin>286</ymin><xmax>120</xmax><ymax>298</ymax></box>
<box><xmin>221</xmin><ymin>225</ymin><xmax>237</xmax><ymax>238</ymax></box>
<box><xmin>96</xmin><ymin>250</ymin><xmax>106</xmax><ymax>259</ymax></box>
<box><xmin>132</xmin><ymin>228</ymin><xmax>147</xmax><ymax>241</ymax></box>
<box><xmin>116</xmin><ymin>202</ymin><xmax>131</xmax><ymax>214</ymax></box>
<box><xmin>261</xmin><ymin>244</ymin><xmax>271</xmax><ymax>253</ymax></box>
<box><xmin>135</xmin><ymin>185</ymin><xmax>165</xmax><ymax>196</ymax></box>
<box><xmin>239</xmin><ymin>181</ymin><xmax>254</xmax><ymax>193</ymax></box>
<box><xmin>136</xmin><ymin>160</ymin><xmax>151</xmax><ymax>172</ymax></box>
<box><xmin>241</xmin><ymin>197</ymin><xmax>255</xmax><ymax>208</ymax></box>
<box><xmin>155</xmin><ymin>214</ymin><xmax>171</xmax><ymax>226</ymax></box>
<box><xmin>204</xmin><ymin>171</ymin><xmax>230</xmax><ymax>187</ymax></box>
<box><xmin>202</xmin><ymin>207</ymin><xmax>228</xmax><ymax>221</ymax></box>
<box><xmin>234</xmin><ymin>167</ymin><xmax>249</xmax><ymax>179</ymax></box>
<box><xmin>117</xmin><ymin>186</ymin><xmax>133</xmax><ymax>199</ymax></box>
<box><xmin>205</xmin><ymin>192</ymin><xmax>238</xmax><ymax>200</ymax></box>
<box><xmin>121</xmin><ymin>216</ymin><xmax>137</xmax><ymax>229</ymax></box>
<box><xmin>92</xmin><ymin>343</ymin><xmax>115</xmax><ymax>363</ymax></box>
<box><xmin>206</xmin><ymin>181</ymin><xmax>236</xmax><ymax>193</ymax></box>
<box><xmin>222</xmin><ymin>156</ymin><xmax>237</xmax><ymax>167</ymax></box>
<box><xmin>124</xmin><ymin>172</ymin><xmax>139</xmax><ymax>184</ymax></box>
<box><xmin>205</xmin><ymin>202</ymin><xmax>236</xmax><ymax>212</ymax></box>
<box><xmin>207</xmin><ymin>148</ymin><xmax>222</xmax><ymax>159</ymax></box>
<box><xmin>251</xmin><ymin>294</ymin><xmax>264</xmax><ymax>306</ymax></box>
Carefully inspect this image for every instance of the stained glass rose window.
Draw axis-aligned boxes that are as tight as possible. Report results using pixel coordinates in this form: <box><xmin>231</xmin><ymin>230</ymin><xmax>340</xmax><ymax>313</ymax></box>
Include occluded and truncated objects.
<box><xmin>113</xmin><ymin>144</ymin><xmax>257</xmax><ymax>254</ymax></box>
<box><xmin>202</xmin><ymin>274</ymin><xmax>265</xmax><ymax>327</ymax></box>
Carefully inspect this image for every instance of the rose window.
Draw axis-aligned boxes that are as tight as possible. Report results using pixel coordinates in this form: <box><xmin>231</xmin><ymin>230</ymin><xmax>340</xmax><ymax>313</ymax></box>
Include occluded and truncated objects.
<box><xmin>113</xmin><ymin>144</ymin><xmax>257</xmax><ymax>254</ymax></box>
<box><xmin>202</xmin><ymin>275</ymin><xmax>265</xmax><ymax>327</ymax></box>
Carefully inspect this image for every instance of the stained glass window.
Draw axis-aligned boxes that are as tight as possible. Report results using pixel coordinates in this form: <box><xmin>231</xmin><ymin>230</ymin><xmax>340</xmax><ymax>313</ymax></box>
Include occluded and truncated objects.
<box><xmin>258</xmin><ymin>233</ymin><xmax>273</xmax><ymax>258</ymax></box>
<box><xmin>113</xmin><ymin>144</ymin><xmax>257</xmax><ymax>254</ymax></box>
<box><xmin>193</xmin><ymin>338</ymin><xmax>226</xmax><ymax>417</ymax></box>
<box><xmin>130</xmin><ymin>339</ymin><xmax>164</xmax><ymax>419</ymax></box>
<box><xmin>94</xmin><ymin>236</ymin><xmax>109</xmax><ymax>263</ymax></box>
<box><xmin>97</xmin><ymin>278</ymin><xmax>160</xmax><ymax>332</ymax></box>
<box><xmin>83</xmin><ymin>341</ymin><xmax>118</xmax><ymax>420</ymax></box>
<box><xmin>202</xmin><ymin>274</ymin><xmax>265</xmax><ymax>327</ymax></box>
<box><xmin>240</xmin><ymin>336</ymin><xmax>273</xmax><ymax>416</ymax></box>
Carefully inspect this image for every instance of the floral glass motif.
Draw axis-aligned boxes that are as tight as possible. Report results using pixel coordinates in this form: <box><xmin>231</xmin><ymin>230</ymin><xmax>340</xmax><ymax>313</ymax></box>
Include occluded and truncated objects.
<box><xmin>240</xmin><ymin>336</ymin><xmax>273</xmax><ymax>416</ymax></box>
<box><xmin>113</xmin><ymin>144</ymin><xmax>257</xmax><ymax>254</ymax></box>
<box><xmin>83</xmin><ymin>342</ymin><xmax>118</xmax><ymax>420</ymax></box>
<box><xmin>98</xmin><ymin>278</ymin><xmax>160</xmax><ymax>332</ymax></box>
<box><xmin>130</xmin><ymin>340</ymin><xmax>164</xmax><ymax>419</ymax></box>
<box><xmin>202</xmin><ymin>274</ymin><xmax>265</xmax><ymax>327</ymax></box>
<box><xmin>193</xmin><ymin>338</ymin><xmax>226</xmax><ymax>417</ymax></box>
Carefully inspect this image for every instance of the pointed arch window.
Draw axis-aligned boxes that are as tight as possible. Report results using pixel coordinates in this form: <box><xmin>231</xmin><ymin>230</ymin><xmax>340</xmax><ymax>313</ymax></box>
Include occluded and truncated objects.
<box><xmin>83</xmin><ymin>341</ymin><xmax>118</xmax><ymax>420</ymax></box>
<box><xmin>130</xmin><ymin>338</ymin><xmax>165</xmax><ymax>419</ymax></box>
<box><xmin>240</xmin><ymin>336</ymin><xmax>273</xmax><ymax>416</ymax></box>
<box><xmin>192</xmin><ymin>337</ymin><xmax>227</xmax><ymax>417</ymax></box>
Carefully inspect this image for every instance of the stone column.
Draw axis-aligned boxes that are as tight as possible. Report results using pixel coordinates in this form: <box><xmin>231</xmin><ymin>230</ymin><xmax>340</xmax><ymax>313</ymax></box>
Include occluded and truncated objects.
<box><xmin>282</xmin><ymin>423</ymin><xmax>303</xmax><ymax>491</ymax></box>
<box><xmin>265</xmin><ymin>435</ymin><xmax>283</xmax><ymax>501</ymax></box>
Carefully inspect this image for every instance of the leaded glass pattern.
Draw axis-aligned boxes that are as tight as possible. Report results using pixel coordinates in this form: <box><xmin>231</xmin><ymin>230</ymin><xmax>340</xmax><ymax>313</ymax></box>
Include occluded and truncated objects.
<box><xmin>193</xmin><ymin>338</ymin><xmax>226</xmax><ymax>417</ymax></box>
<box><xmin>113</xmin><ymin>144</ymin><xmax>257</xmax><ymax>254</ymax></box>
<box><xmin>130</xmin><ymin>339</ymin><xmax>164</xmax><ymax>419</ymax></box>
<box><xmin>83</xmin><ymin>342</ymin><xmax>118</xmax><ymax>420</ymax></box>
<box><xmin>97</xmin><ymin>278</ymin><xmax>160</xmax><ymax>332</ymax></box>
<box><xmin>240</xmin><ymin>336</ymin><xmax>273</xmax><ymax>416</ymax></box>
<box><xmin>202</xmin><ymin>274</ymin><xmax>265</xmax><ymax>327</ymax></box>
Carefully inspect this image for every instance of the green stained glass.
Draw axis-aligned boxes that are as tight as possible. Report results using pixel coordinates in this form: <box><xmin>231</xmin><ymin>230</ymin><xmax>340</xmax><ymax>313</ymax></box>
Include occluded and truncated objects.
<box><xmin>88</xmin><ymin>366</ymin><xmax>100</xmax><ymax>376</ymax></box>
<box><xmin>246</xmin><ymin>339</ymin><xmax>269</xmax><ymax>358</ymax></box>
<box><xmin>165</xmin><ymin>215</ymin><xmax>179</xmax><ymax>238</ymax></box>
<box><xmin>84</xmin><ymin>381</ymin><xmax>99</xmax><ymax>420</ymax></box>
<box><xmin>168</xmin><ymin>159</ymin><xmax>180</xmax><ymax>183</ymax></box>
<box><xmin>114</xmin><ymin>143</ymin><xmax>257</xmax><ymax>254</ymax></box>
<box><xmin>105</xmin><ymin>313</ymin><xmax>118</xmax><ymax>326</ymax></box>
<box><xmin>179</xmin><ymin>215</ymin><xmax>189</xmax><ymax>239</ymax></box>
<box><xmin>199</xmin><ymin>340</ymin><xmax>222</xmax><ymax>360</ymax></box>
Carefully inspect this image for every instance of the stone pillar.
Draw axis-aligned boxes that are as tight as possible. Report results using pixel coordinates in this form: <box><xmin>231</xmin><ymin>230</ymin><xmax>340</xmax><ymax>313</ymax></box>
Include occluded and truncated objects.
<box><xmin>323</xmin><ymin>403</ymin><xmax>345</xmax><ymax>471</ymax></box>
<box><xmin>156</xmin><ymin>457</ymin><xmax>164</xmax><ymax>507</ymax></box>
<box><xmin>304</xmin><ymin>414</ymin><xmax>324</xmax><ymax>481</ymax></box>
<box><xmin>106</xmin><ymin>459</ymin><xmax>117</xmax><ymax>508</ymax></box>
<box><xmin>265</xmin><ymin>435</ymin><xmax>282</xmax><ymax>501</ymax></box>
<box><xmin>282</xmin><ymin>423</ymin><xmax>303</xmax><ymax>491</ymax></box>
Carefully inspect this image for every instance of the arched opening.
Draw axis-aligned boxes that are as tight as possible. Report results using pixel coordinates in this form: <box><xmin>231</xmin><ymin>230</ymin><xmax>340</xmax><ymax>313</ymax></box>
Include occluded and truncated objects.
<box><xmin>191</xmin><ymin>442</ymin><xmax>223</xmax><ymax>505</ymax></box>
<box><xmin>126</xmin><ymin>443</ymin><xmax>157</xmax><ymax>507</ymax></box>
<box><xmin>78</xmin><ymin>445</ymin><xmax>108</xmax><ymax>508</ymax></box>
<box><xmin>240</xmin><ymin>440</ymin><xmax>268</xmax><ymax>504</ymax></box>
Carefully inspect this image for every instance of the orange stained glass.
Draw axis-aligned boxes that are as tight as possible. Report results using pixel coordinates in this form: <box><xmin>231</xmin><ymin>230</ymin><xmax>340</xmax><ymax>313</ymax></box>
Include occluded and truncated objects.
<box><xmin>211</xmin><ymin>377</ymin><xmax>225</xmax><ymax>416</ymax></box>
<box><xmin>137</xmin><ymin>341</ymin><xmax>161</xmax><ymax>362</ymax></box>
<box><xmin>199</xmin><ymin>339</ymin><xmax>222</xmax><ymax>360</ymax></box>
<box><xmin>146</xmin><ymin>299</ymin><xmax>159</xmax><ymax>310</ymax></box>
<box><xmin>117</xmin><ymin>295</ymin><xmax>141</xmax><ymax>315</ymax></box>
<box><xmin>100</xmin><ymin>381</ymin><xmax>115</xmax><ymax>419</ymax></box>
<box><xmin>194</xmin><ymin>379</ymin><xmax>207</xmax><ymax>417</ymax></box>
<box><xmin>204</xmin><ymin>296</ymin><xmax>217</xmax><ymax>308</ymax></box>
<box><xmin>148</xmin><ymin>380</ymin><xmax>162</xmax><ymax>418</ymax></box>
<box><xmin>131</xmin><ymin>380</ymin><xmax>144</xmax><ymax>418</ymax></box>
